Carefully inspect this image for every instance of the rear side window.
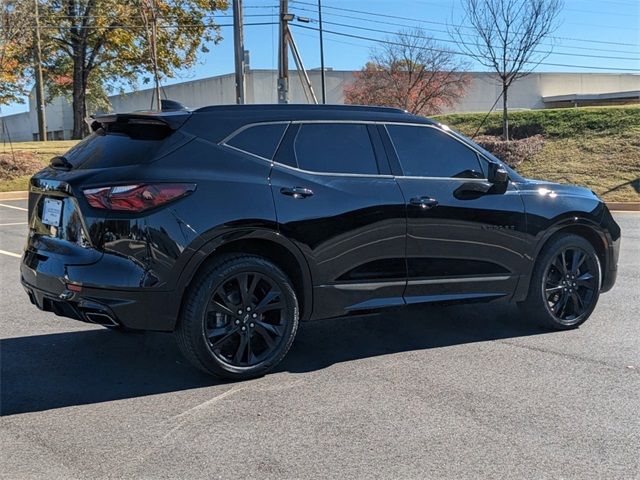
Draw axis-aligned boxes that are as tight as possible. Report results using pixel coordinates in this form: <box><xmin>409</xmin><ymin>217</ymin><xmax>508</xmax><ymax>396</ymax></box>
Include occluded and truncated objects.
<box><xmin>386</xmin><ymin>125</ymin><xmax>484</xmax><ymax>178</ymax></box>
<box><xmin>63</xmin><ymin>132</ymin><xmax>167</xmax><ymax>169</ymax></box>
<box><xmin>226</xmin><ymin>123</ymin><xmax>288</xmax><ymax>160</ymax></box>
<box><xmin>293</xmin><ymin>123</ymin><xmax>378</xmax><ymax>175</ymax></box>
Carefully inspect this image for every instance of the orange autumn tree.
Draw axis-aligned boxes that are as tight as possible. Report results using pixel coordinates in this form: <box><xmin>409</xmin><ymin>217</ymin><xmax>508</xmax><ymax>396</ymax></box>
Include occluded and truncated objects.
<box><xmin>0</xmin><ymin>0</ymin><xmax>33</xmax><ymax>106</ymax></box>
<box><xmin>344</xmin><ymin>29</ymin><xmax>470</xmax><ymax>115</ymax></box>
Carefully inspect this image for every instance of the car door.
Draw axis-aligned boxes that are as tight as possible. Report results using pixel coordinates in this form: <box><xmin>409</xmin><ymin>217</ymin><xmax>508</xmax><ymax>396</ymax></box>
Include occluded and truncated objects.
<box><xmin>380</xmin><ymin>123</ymin><xmax>528</xmax><ymax>304</ymax></box>
<box><xmin>270</xmin><ymin>121</ymin><xmax>407</xmax><ymax>319</ymax></box>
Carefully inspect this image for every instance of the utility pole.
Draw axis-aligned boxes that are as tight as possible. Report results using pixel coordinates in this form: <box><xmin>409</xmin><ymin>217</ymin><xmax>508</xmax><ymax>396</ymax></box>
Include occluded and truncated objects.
<box><xmin>277</xmin><ymin>0</ymin><xmax>289</xmax><ymax>104</ymax></box>
<box><xmin>149</xmin><ymin>0</ymin><xmax>161</xmax><ymax>111</ymax></box>
<box><xmin>318</xmin><ymin>0</ymin><xmax>326</xmax><ymax>104</ymax></box>
<box><xmin>233</xmin><ymin>0</ymin><xmax>245</xmax><ymax>104</ymax></box>
<box><xmin>277</xmin><ymin>0</ymin><xmax>317</xmax><ymax>104</ymax></box>
<box><xmin>33</xmin><ymin>0</ymin><xmax>46</xmax><ymax>141</ymax></box>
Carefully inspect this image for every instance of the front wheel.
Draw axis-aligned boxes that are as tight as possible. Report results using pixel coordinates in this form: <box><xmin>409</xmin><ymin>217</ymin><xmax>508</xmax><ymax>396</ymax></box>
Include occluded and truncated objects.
<box><xmin>175</xmin><ymin>255</ymin><xmax>299</xmax><ymax>380</ymax></box>
<box><xmin>520</xmin><ymin>234</ymin><xmax>601</xmax><ymax>330</ymax></box>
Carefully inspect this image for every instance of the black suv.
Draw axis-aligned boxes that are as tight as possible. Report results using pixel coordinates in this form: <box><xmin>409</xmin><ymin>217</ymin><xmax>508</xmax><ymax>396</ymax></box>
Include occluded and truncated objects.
<box><xmin>21</xmin><ymin>104</ymin><xmax>620</xmax><ymax>379</ymax></box>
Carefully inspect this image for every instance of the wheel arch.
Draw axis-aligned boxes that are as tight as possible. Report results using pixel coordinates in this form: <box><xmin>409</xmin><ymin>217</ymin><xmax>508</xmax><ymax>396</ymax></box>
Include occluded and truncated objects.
<box><xmin>514</xmin><ymin>219</ymin><xmax>608</xmax><ymax>302</ymax></box>
<box><xmin>175</xmin><ymin>229</ymin><xmax>314</xmax><ymax>326</ymax></box>
<box><xmin>535</xmin><ymin>223</ymin><xmax>607</xmax><ymax>271</ymax></box>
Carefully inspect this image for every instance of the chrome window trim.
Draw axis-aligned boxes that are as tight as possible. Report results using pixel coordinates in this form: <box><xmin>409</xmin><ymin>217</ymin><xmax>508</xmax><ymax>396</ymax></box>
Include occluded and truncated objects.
<box><xmin>219</xmin><ymin>119</ymin><xmax>499</xmax><ymax>181</ymax></box>
<box><xmin>396</xmin><ymin>176</ymin><xmax>491</xmax><ymax>182</ymax></box>
<box><xmin>219</xmin><ymin>120</ymin><xmax>290</xmax><ymax>147</ymax></box>
<box><xmin>221</xmin><ymin>143</ymin><xmax>275</xmax><ymax>163</ymax></box>
<box><xmin>273</xmin><ymin>161</ymin><xmax>395</xmax><ymax>179</ymax></box>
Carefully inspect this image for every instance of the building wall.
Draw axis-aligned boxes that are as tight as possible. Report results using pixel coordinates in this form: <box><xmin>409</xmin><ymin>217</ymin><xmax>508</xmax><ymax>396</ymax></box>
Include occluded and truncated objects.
<box><xmin>2</xmin><ymin>71</ymin><xmax>639</xmax><ymax>142</ymax></box>
<box><xmin>109</xmin><ymin>73</ymin><xmax>239</xmax><ymax>112</ymax></box>
<box><xmin>28</xmin><ymin>93</ymin><xmax>73</xmax><ymax>140</ymax></box>
<box><xmin>453</xmin><ymin>73</ymin><xmax>640</xmax><ymax>112</ymax></box>
<box><xmin>1</xmin><ymin>111</ymin><xmax>31</xmax><ymax>142</ymax></box>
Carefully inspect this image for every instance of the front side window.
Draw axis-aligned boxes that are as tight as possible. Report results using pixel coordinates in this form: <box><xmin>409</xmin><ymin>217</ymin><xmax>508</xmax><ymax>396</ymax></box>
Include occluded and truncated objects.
<box><xmin>293</xmin><ymin>123</ymin><xmax>378</xmax><ymax>175</ymax></box>
<box><xmin>226</xmin><ymin>123</ymin><xmax>288</xmax><ymax>160</ymax></box>
<box><xmin>386</xmin><ymin>125</ymin><xmax>484</xmax><ymax>178</ymax></box>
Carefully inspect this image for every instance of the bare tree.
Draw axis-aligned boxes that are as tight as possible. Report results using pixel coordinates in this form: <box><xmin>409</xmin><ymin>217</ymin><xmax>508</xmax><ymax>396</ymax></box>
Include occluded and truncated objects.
<box><xmin>345</xmin><ymin>29</ymin><xmax>470</xmax><ymax>116</ymax></box>
<box><xmin>452</xmin><ymin>0</ymin><xmax>562</xmax><ymax>139</ymax></box>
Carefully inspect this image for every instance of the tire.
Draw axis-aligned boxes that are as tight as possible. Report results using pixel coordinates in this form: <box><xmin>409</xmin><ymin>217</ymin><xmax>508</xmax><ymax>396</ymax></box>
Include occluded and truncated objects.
<box><xmin>519</xmin><ymin>234</ymin><xmax>601</xmax><ymax>330</ymax></box>
<box><xmin>175</xmin><ymin>254</ymin><xmax>299</xmax><ymax>380</ymax></box>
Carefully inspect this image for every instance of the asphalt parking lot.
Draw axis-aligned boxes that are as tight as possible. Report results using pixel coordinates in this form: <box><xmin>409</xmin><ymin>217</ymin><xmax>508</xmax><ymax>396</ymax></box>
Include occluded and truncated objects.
<box><xmin>0</xmin><ymin>198</ymin><xmax>638</xmax><ymax>479</ymax></box>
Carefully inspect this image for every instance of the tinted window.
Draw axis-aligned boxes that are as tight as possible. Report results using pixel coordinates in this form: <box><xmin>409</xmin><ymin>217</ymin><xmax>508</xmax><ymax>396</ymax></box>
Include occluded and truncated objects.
<box><xmin>386</xmin><ymin>125</ymin><xmax>484</xmax><ymax>178</ymax></box>
<box><xmin>64</xmin><ymin>132</ymin><xmax>167</xmax><ymax>169</ymax></box>
<box><xmin>227</xmin><ymin>123</ymin><xmax>288</xmax><ymax>160</ymax></box>
<box><xmin>294</xmin><ymin>123</ymin><xmax>378</xmax><ymax>174</ymax></box>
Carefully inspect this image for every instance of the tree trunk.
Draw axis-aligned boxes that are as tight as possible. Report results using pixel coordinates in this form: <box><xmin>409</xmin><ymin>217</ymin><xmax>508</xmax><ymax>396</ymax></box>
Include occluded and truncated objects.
<box><xmin>71</xmin><ymin>57</ymin><xmax>84</xmax><ymax>139</ymax></box>
<box><xmin>502</xmin><ymin>82</ymin><xmax>509</xmax><ymax>141</ymax></box>
<box><xmin>70</xmin><ymin>49</ymin><xmax>89</xmax><ymax>139</ymax></box>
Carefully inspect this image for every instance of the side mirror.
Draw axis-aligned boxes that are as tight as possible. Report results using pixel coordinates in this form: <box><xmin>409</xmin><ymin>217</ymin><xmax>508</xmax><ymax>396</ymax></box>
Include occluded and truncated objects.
<box><xmin>487</xmin><ymin>163</ymin><xmax>508</xmax><ymax>194</ymax></box>
<box><xmin>488</xmin><ymin>163</ymin><xmax>509</xmax><ymax>185</ymax></box>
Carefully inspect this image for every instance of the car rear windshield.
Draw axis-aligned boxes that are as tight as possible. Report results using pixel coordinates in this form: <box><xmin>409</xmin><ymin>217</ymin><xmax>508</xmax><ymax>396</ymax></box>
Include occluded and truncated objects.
<box><xmin>63</xmin><ymin>131</ymin><xmax>168</xmax><ymax>169</ymax></box>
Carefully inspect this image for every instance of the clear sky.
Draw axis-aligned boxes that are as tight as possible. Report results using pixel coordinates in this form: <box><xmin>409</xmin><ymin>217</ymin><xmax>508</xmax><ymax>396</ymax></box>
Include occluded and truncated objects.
<box><xmin>2</xmin><ymin>0</ymin><xmax>639</xmax><ymax>116</ymax></box>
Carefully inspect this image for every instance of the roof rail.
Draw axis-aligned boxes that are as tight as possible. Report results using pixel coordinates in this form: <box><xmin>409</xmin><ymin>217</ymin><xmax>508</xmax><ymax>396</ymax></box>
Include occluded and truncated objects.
<box><xmin>194</xmin><ymin>104</ymin><xmax>408</xmax><ymax>114</ymax></box>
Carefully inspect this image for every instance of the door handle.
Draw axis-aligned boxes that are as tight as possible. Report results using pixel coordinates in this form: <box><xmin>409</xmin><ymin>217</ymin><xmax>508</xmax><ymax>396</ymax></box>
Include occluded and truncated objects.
<box><xmin>409</xmin><ymin>196</ymin><xmax>438</xmax><ymax>209</ymax></box>
<box><xmin>280</xmin><ymin>186</ymin><xmax>314</xmax><ymax>199</ymax></box>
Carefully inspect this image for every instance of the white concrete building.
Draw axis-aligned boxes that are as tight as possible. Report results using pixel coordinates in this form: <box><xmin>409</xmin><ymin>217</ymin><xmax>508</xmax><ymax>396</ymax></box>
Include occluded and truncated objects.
<box><xmin>1</xmin><ymin>70</ymin><xmax>638</xmax><ymax>141</ymax></box>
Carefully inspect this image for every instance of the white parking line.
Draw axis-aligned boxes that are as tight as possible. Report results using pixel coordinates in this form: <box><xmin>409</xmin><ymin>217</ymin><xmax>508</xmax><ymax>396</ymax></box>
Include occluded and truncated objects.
<box><xmin>0</xmin><ymin>222</ymin><xmax>27</xmax><ymax>226</ymax></box>
<box><xmin>0</xmin><ymin>249</ymin><xmax>21</xmax><ymax>258</ymax></box>
<box><xmin>0</xmin><ymin>203</ymin><xmax>27</xmax><ymax>211</ymax></box>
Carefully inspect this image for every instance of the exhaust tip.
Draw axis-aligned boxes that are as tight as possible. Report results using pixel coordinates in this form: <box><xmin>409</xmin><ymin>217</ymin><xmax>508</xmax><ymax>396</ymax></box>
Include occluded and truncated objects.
<box><xmin>84</xmin><ymin>311</ymin><xmax>119</xmax><ymax>327</ymax></box>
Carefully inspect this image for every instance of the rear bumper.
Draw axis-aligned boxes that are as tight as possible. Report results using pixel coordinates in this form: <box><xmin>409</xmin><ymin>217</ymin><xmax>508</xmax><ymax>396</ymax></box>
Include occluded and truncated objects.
<box><xmin>21</xmin><ymin>255</ymin><xmax>179</xmax><ymax>332</ymax></box>
<box><xmin>22</xmin><ymin>281</ymin><xmax>119</xmax><ymax>327</ymax></box>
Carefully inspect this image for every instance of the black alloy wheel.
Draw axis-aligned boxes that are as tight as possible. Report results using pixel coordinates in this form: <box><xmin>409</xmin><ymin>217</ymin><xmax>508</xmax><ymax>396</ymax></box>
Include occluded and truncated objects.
<box><xmin>543</xmin><ymin>247</ymin><xmax>599</xmax><ymax>324</ymax></box>
<box><xmin>520</xmin><ymin>234</ymin><xmax>601</xmax><ymax>330</ymax></box>
<box><xmin>204</xmin><ymin>272</ymin><xmax>288</xmax><ymax>367</ymax></box>
<box><xmin>176</xmin><ymin>255</ymin><xmax>299</xmax><ymax>379</ymax></box>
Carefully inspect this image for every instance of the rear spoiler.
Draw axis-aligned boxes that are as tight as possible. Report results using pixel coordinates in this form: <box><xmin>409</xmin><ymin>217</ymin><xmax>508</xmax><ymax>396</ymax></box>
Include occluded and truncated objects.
<box><xmin>88</xmin><ymin>110</ymin><xmax>191</xmax><ymax>133</ymax></box>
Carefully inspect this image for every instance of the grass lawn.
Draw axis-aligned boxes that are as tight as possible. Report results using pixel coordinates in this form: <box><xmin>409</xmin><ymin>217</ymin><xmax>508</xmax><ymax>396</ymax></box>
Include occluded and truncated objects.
<box><xmin>1</xmin><ymin>106</ymin><xmax>639</xmax><ymax>201</ymax></box>
<box><xmin>435</xmin><ymin>106</ymin><xmax>640</xmax><ymax>202</ymax></box>
<box><xmin>0</xmin><ymin>140</ymin><xmax>79</xmax><ymax>192</ymax></box>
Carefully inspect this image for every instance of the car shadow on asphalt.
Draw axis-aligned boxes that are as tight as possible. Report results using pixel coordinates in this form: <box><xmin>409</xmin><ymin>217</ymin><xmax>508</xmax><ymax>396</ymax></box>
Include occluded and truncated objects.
<box><xmin>1</xmin><ymin>302</ymin><xmax>548</xmax><ymax>416</ymax></box>
<box><xmin>280</xmin><ymin>302</ymin><xmax>548</xmax><ymax>373</ymax></box>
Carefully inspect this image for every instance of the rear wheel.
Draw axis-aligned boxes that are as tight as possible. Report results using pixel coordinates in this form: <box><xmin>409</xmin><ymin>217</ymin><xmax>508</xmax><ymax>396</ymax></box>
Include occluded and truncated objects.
<box><xmin>175</xmin><ymin>255</ymin><xmax>299</xmax><ymax>379</ymax></box>
<box><xmin>520</xmin><ymin>234</ymin><xmax>601</xmax><ymax>330</ymax></box>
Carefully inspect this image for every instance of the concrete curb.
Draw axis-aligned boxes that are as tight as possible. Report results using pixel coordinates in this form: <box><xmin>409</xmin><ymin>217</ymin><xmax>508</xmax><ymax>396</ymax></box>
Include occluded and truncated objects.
<box><xmin>0</xmin><ymin>190</ymin><xmax>638</xmax><ymax>211</ymax></box>
<box><xmin>0</xmin><ymin>191</ymin><xmax>28</xmax><ymax>201</ymax></box>
<box><xmin>606</xmin><ymin>202</ymin><xmax>640</xmax><ymax>212</ymax></box>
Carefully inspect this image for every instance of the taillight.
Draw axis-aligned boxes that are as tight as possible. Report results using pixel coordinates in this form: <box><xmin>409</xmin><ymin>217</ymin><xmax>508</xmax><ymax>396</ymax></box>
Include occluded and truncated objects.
<box><xmin>83</xmin><ymin>183</ymin><xmax>195</xmax><ymax>212</ymax></box>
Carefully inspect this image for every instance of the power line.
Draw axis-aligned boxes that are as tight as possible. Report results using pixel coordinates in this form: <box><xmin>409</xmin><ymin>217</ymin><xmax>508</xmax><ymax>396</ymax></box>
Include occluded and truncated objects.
<box><xmin>411</xmin><ymin>0</ymin><xmax>639</xmax><ymax>17</ymax></box>
<box><xmin>289</xmin><ymin>4</ymin><xmax>640</xmax><ymax>55</ymax></box>
<box><xmin>48</xmin><ymin>13</ymin><xmax>277</xmax><ymax>19</ymax></box>
<box><xmin>38</xmin><ymin>22</ymin><xmax>278</xmax><ymax>30</ymax></box>
<box><xmin>564</xmin><ymin>0</ymin><xmax>640</xmax><ymax>6</ymax></box>
<box><xmin>290</xmin><ymin>0</ymin><xmax>640</xmax><ymax>47</ymax></box>
<box><xmin>293</xmin><ymin>15</ymin><xmax>640</xmax><ymax>62</ymax></box>
<box><xmin>291</xmin><ymin>23</ymin><xmax>640</xmax><ymax>72</ymax></box>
